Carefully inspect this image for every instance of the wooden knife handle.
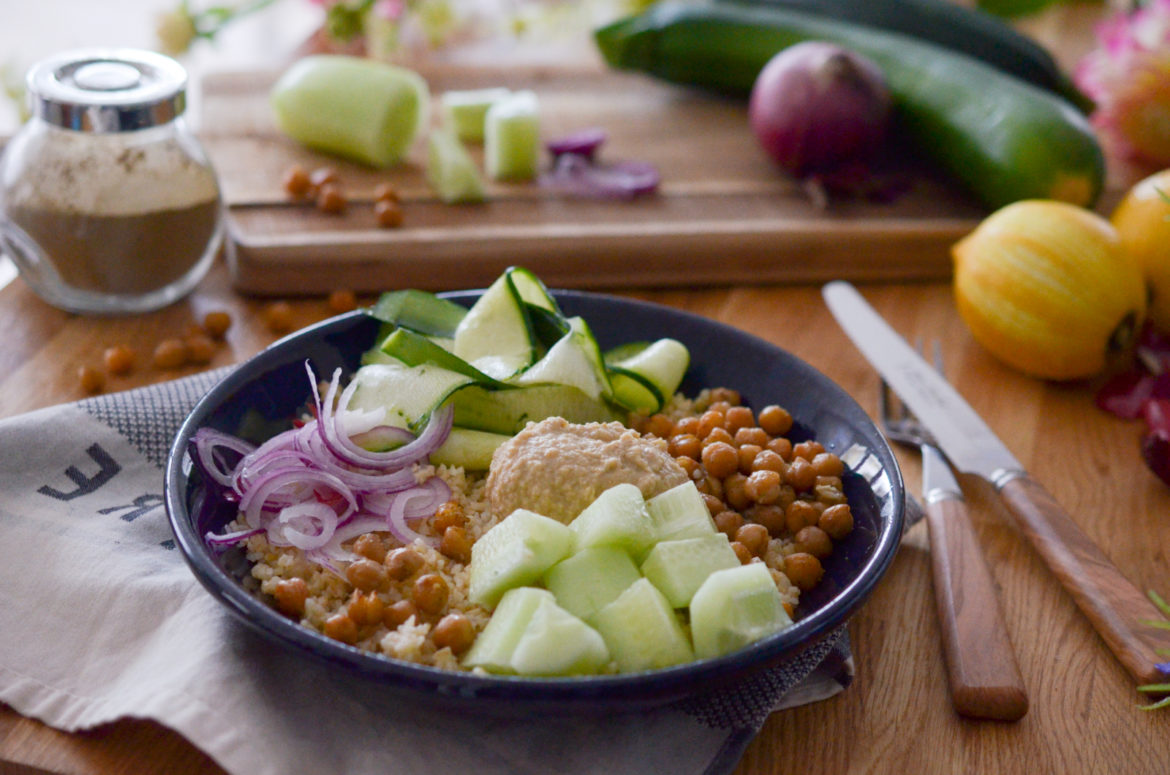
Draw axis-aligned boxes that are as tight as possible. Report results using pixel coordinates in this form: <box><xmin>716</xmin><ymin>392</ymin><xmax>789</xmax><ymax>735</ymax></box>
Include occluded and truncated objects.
<box><xmin>925</xmin><ymin>496</ymin><xmax>1029</xmax><ymax>721</ymax></box>
<box><xmin>1000</xmin><ymin>474</ymin><xmax>1170</xmax><ymax>686</ymax></box>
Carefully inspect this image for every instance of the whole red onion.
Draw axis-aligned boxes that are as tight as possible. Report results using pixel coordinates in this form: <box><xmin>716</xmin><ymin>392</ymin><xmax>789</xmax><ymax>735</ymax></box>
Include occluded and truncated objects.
<box><xmin>748</xmin><ymin>41</ymin><xmax>892</xmax><ymax>178</ymax></box>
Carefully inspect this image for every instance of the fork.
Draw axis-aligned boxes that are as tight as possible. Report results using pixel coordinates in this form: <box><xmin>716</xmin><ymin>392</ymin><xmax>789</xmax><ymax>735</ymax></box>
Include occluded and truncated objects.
<box><xmin>880</xmin><ymin>342</ymin><xmax>1028</xmax><ymax>721</ymax></box>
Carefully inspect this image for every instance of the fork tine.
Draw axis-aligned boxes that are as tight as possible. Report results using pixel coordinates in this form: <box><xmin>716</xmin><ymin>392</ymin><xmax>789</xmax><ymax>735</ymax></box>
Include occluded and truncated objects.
<box><xmin>931</xmin><ymin>338</ymin><xmax>944</xmax><ymax>376</ymax></box>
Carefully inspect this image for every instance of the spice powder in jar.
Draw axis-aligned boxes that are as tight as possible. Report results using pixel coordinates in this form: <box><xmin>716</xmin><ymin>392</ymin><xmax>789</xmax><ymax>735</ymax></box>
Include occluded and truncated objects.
<box><xmin>0</xmin><ymin>49</ymin><xmax>223</xmax><ymax>314</ymax></box>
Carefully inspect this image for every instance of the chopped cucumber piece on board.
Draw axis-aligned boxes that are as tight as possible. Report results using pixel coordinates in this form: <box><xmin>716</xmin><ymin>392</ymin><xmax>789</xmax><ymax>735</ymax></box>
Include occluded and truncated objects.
<box><xmin>347</xmin><ymin>361</ymin><xmax>475</xmax><ymax>428</ymax></box>
<box><xmin>689</xmin><ymin>563</ymin><xmax>792</xmax><ymax>660</ymax></box>
<box><xmin>593</xmin><ymin>578</ymin><xmax>694</xmax><ymax>672</ymax></box>
<box><xmin>484</xmin><ymin>90</ymin><xmax>541</xmax><ymax>181</ymax></box>
<box><xmin>543</xmin><ymin>545</ymin><xmax>641</xmax><ymax>623</ymax></box>
<box><xmin>426</xmin><ymin>128</ymin><xmax>487</xmax><ymax>203</ymax></box>
<box><xmin>568</xmin><ymin>483</ymin><xmax>656</xmax><ymax>557</ymax></box>
<box><xmin>453</xmin><ymin>272</ymin><xmax>535</xmax><ymax>380</ymax></box>
<box><xmin>270</xmin><ymin>55</ymin><xmax>428</xmax><ymax>168</ymax></box>
<box><xmin>468</xmin><ymin>509</ymin><xmax>573</xmax><ymax>610</ymax></box>
<box><xmin>440</xmin><ymin>87</ymin><xmax>511</xmax><ymax>143</ymax></box>
<box><xmin>428</xmin><ymin>427</ymin><xmax>509</xmax><ymax>470</ymax></box>
<box><xmin>646</xmin><ymin>481</ymin><xmax>718</xmax><ymax>544</ymax></box>
<box><xmin>640</xmin><ymin>534</ymin><xmax>741</xmax><ymax>608</ymax></box>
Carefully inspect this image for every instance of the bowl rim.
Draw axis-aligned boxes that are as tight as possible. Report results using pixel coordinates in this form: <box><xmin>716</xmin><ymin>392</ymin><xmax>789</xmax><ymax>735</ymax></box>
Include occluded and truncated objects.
<box><xmin>164</xmin><ymin>288</ymin><xmax>904</xmax><ymax>706</ymax></box>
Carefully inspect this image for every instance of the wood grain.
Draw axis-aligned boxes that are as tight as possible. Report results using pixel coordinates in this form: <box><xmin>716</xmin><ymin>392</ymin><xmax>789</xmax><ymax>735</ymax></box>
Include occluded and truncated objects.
<box><xmin>925</xmin><ymin>493</ymin><xmax>1028</xmax><ymax>721</ymax></box>
<box><xmin>200</xmin><ymin>66</ymin><xmax>988</xmax><ymax>296</ymax></box>
<box><xmin>998</xmin><ymin>474</ymin><xmax>1170</xmax><ymax>686</ymax></box>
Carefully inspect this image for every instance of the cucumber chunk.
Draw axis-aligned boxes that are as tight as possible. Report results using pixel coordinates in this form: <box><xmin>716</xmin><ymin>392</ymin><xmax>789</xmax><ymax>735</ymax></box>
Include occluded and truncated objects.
<box><xmin>462</xmin><ymin>587</ymin><xmax>609</xmax><ymax>676</ymax></box>
<box><xmin>451</xmin><ymin>383</ymin><xmax>620</xmax><ymax>434</ymax></box>
<box><xmin>568</xmin><ymin>483</ymin><xmax>656</xmax><ymax>558</ymax></box>
<box><xmin>645</xmin><ymin>481</ymin><xmax>718</xmax><ymax>544</ymax></box>
<box><xmin>270</xmin><ymin>55</ymin><xmax>428</xmax><ymax>168</ymax></box>
<box><xmin>367</xmin><ymin>289</ymin><xmax>468</xmax><ymax>338</ymax></box>
<box><xmin>440</xmin><ymin>87</ymin><xmax>511</xmax><ymax>143</ymax></box>
<box><xmin>484</xmin><ymin>90</ymin><xmax>541</xmax><ymax>181</ymax></box>
<box><xmin>462</xmin><ymin>586</ymin><xmax>549</xmax><ymax>673</ymax></box>
<box><xmin>347</xmin><ymin>361</ymin><xmax>475</xmax><ymax>428</ymax></box>
<box><xmin>453</xmin><ymin>272</ymin><xmax>535</xmax><ymax>380</ymax></box>
<box><xmin>640</xmin><ymin>533</ymin><xmax>741</xmax><ymax>608</ymax></box>
<box><xmin>689</xmin><ymin>563</ymin><xmax>792</xmax><ymax>660</ymax></box>
<box><xmin>429</xmin><ymin>427</ymin><xmax>509</xmax><ymax>470</ymax></box>
<box><xmin>543</xmin><ymin>545</ymin><xmax>641</xmax><ymax>623</ymax></box>
<box><xmin>593</xmin><ymin>578</ymin><xmax>695</xmax><ymax>672</ymax></box>
<box><xmin>426</xmin><ymin>128</ymin><xmax>487</xmax><ymax>203</ymax></box>
<box><xmin>510</xmin><ymin>594</ymin><xmax>610</xmax><ymax>676</ymax></box>
<box><xmin>468</xmin><ymin>509</ymin><xmax>573</xmax><ymax>610</ymax></box>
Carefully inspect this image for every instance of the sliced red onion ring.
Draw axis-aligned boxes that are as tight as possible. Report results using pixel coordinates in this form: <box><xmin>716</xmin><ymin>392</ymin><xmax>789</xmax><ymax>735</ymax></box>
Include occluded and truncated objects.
<box><xmin>386</xmin><ymin>482</ymin><xmax>450</xmax><ymax>547</ymax></box>
<box><xmin>272</xmin><ymin>501</ymin><xmax>339</xmax><ymax>551</ymax></box>
<box><xmin>191</xmin><ymin>428</ymin><xmax>256</xmax><ymax>487</ymax></box>
<box><xmin>239</xmin><ymin>467</ymin><xmax>356</xmax><ymax>530</ymax></box>
<box><xmin>540</xmin><ymin>153</ymin><xmax>660</xmax><ymax>200</ymax></box>
<box><xmin>546</xmin><ymin>128</ymin><xmax>608</xmax><ymax>161</ymax></box>
<box><xmin>205</xmin><ymin>525</ymin><xmax>263</xmax><ymax>547</ymax></box>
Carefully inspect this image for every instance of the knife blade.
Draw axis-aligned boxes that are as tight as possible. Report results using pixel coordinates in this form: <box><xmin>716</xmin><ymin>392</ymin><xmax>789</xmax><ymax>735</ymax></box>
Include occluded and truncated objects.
<box><xmin>824</xmin><ymin>280</ymin><xmax>1170</xmax><ymax>686</ymax></box>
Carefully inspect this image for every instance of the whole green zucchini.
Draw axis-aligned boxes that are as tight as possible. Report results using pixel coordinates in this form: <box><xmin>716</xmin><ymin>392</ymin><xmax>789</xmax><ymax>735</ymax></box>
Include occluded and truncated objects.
<box><xmin>716</xmin><ymin>0</ymin><xmax>1090</xmax><ymax>111</ymax></box>
<box><xmin>594</xmin><ymin>1</ymin><xmax>1104</xmax><ymax>210</ymax></box>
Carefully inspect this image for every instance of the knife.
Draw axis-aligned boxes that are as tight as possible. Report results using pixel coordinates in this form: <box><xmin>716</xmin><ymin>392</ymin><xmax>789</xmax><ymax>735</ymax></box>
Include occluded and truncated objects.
<box><xmin>823</xmin><ymin>280</ymin><xmax>1170</xmax><ymax>687</ymax></box>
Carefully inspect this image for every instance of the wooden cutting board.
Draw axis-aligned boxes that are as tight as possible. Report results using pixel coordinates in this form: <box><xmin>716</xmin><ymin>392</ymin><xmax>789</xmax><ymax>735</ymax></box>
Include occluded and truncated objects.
<box><xmin>199</xmin><ymin>64</ymin><xmax>987</xmax><ymax>296</ymax></box>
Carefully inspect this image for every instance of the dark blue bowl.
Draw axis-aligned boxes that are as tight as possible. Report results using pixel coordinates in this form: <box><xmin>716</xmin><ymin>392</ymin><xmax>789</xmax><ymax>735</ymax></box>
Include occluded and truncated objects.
<box><xmin>165</xmin><ymin>289</ymin><xmax>904</xmax><ymax>715</ymax></box>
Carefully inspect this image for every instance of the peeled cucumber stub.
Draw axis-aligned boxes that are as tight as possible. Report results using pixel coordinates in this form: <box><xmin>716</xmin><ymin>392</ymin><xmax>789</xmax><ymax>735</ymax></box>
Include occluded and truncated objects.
<box><xmin>270</xmin><ymin>55</ymin><xmax>430</xmax><ymax>168</ymax></box>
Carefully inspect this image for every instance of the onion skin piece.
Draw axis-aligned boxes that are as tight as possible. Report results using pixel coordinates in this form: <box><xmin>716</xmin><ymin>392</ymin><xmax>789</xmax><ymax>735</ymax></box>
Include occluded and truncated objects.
<box><xmin>952</xmin><ymin>200</ymin><xmax>1147</xmax><ymax>381</ymax></box>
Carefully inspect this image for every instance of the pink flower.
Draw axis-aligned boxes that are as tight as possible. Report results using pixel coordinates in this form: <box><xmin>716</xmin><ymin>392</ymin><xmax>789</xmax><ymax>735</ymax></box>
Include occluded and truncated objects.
<box><xmin>373</xmin><ymin>0</ymin><xmax>406</xmax><ymax>21</ymax></box>
<box><xmin>1076</xmin><ymin>0</ymin><xmax>1170</xmax><ymax>166</ymax></box>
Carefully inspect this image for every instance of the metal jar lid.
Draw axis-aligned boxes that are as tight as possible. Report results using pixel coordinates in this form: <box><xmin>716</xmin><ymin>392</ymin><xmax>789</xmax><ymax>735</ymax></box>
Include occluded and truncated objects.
<box><xmin>27</xmin><ymin>48</ymin><xmax>188</xmax><ymax>133</ymax></box>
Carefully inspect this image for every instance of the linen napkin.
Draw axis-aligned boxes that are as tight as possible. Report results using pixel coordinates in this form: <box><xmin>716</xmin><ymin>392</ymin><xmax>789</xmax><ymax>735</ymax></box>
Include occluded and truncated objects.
<box><xmin>0</xmin><ymin>370</ymin><xmax>853</xmax><ymax>775</ymax></box>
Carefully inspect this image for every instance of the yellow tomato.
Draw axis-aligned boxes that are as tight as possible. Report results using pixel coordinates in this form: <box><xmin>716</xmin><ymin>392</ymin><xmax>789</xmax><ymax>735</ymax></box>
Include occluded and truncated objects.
<box><xmin>952</xmin><ymin>200</ymin><xmax>1147</xmax><ymax>381</ymax></box>
<box><xmin>1110</xmin><ymin>168</ymin><xmax>1170</xmax><ymax>332</ymax></box>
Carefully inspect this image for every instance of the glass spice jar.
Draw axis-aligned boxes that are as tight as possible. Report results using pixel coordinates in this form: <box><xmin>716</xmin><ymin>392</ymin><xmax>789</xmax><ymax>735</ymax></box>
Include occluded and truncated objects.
<box><xmin>0</xmin><ymin>48</ymin><xmax>223</xmax><ymax>314</ymax></box>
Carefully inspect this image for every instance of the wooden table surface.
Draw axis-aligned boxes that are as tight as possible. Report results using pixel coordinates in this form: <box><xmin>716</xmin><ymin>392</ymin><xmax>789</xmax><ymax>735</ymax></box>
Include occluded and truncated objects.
<box><xmin>2</xmin><ymin>256</ymin><xmax>1170</xmax><ymax>774</ymax></box>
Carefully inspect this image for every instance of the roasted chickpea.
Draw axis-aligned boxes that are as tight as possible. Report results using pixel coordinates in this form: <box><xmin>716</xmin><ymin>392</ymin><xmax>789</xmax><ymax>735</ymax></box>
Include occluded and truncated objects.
<box><xmin>751</xmin><ymin>449</ymin><xmax>787</xmax><ymax>475</ymax></box>
<box><xmin>738</xmin><ymin>444</ymin><xmax>763</xmax><ymax>474</ymax></box>
<box><xmin>643</xmin><ymin>413</ymin><xmax>674</xmax><ymax>438</ymax></box>
<box><xmin>432</xmin><ymin>613</ymin><xmax>475</xmax><ymax>654</ymax></box>
<box><xmin>701</xmin><ymin>493</ymin><xmax>725</xmax><ymax>516</ymax></box>
<box><xmin>432</xmin><ymin>501</ymin><xmax>466</xmax><ymax>532</ymax></box>
<box><xmin>202</xmin><ymin>310</ymin><xmax>233</xmax><ymax>339</ymax></box>
<box><xmin>758</xmin><ymin>404</ymin><xmax>793</xmax><ymax>436</ymax></box>
<box><xmin>309</xmin><ymin>166</ymin><xmax>339</xmax><ymax>188</ymax></box>
<box><xmin>440</xmin><ymin>526</ymin><xmax>472</xmax><ymax>564</ymax></box>
<box><xmin>724</xmin><ymin>406</ymin><xmax>755</xmax><ymax>434</ymax></box>
<box><xmin>767</xmin><ymin>437</ymin><xmax>794</xmax><ymax>461</ymax></box>
<box><xmin>383</xmin><ymin>599</ymin><xmax>418</xmax><ymax>629</ymax></box>
<box><xmin>708</xmin><ymin>387</ymin><xmax>741</xmax><ymax>405</ymax></box>
<box><xmin>794</xmin><ymin>525</ymin><xmax>833</xmax><ymax>559</ymax></box>
<box><xmin>697</xmin><ymin>409</ymin><xmax>726</xmax><ymax>439</ymax></box>
<box><xmin>271</xmin><ymin>578</ymin><xmax>308</xmax><ymax>616</ymax></box>
<box><xmin>323</xmin><ymin>613</ymin><xmax>358</xmax><ymax>644</ymax></box>
<box><xmin>152</xmin><ymin>338</ymin><xmax>188</xmax><ymax>370</ymax></box>
<box><xmin>353</xmin><ymin>533</ymin><xmax>388</xmax><ymax>564</ymax></box>
<box><xmin>373</xmin><ymin>182</ymin><xmax>400</xmax><ymax>203</ymax></box>
<box><xmin>347</xmin><ymin>590</ymin><xmax>385</xmax><ymax>626</ymax></box>
<box><xmin>702</xmin><ymin>441</ymin><xmax>739</xmax><ymax>479</ymax></box>
<box><xmin>262</xmin><ymin>301</ymin><xmax>294</xmax><ymax>333</ymax></box>
<box><xmin>746</xmin><ymin>504</ymin><xmax>786</xmax><ymax>536</ymax></box>
<box><xmin>78</xmin><ymin>365</ymin><xmax>105</xmax><ymax>394</ymax></box>
<box><xmin>704</xmin><ymin>427</ymin><xmax>734</xmax><ymax>447</ymax></box>
<box><xmin>676</xmin><ymin>456</ymin><xmax>700</xmax><ymax>478</ymax></box>
<box><xmin>185</xmin><ymin>334</ymin><xmax>216</xmax><ymax>365</ymax></box>
<box><xmin>734</xmin><ymin>523</ymin><xmax>770</xmax><ymax>557</ymax></box>
<box><xmin>785</xmin><ymin>457</ymin><xmax>817</xmax><ymax>492</ymax></box>
<box><xmin>714</xmin><ymin>509</ymin><xmax>744</xmax><ymax>537</ymax></box>
<box><xmin>346</xmin><ymin>558</ymin><xmax>389</xmax><ymax>592</ymax></box>
<box><xmin>723</xmin><ymin>472</ymin><xmax>750</xmax><ymax>510</ymax></box>
<box><xmin>744</xmin><ymin>469</ymin><xmax>782</xmax><ymax>504</ymax></box>
<box><xmin>282</xmin><ymin>164</ymin><xmax>312</xmax><ymax>198</ymax></box>
<box><xmin>385</xmin><ymin>547</ymin><xmax>425</xmax><ymax>581</ymax></box>
<box><xmin>669</xmin><ymin>433</ymin><xmax>702</xmax><ymax>460</ymax></box>
<box><xmin>819</xmin><ymin>503</ymin><xmax>855</xmax><ymax>540</ymax></box>
<box><xmin>103</xmin><ymin>345</ymin><xmax>135</xmax><ymax>375</ymax></box>
<box><xmin>327</xmin><ymin>289</ymin><xmax>358</xmax><ymax>313</ymax></box>
<box><xmin>316</xmin><ymin>183</ymin><xmax>347</xmax><ymax>214</ymax></box>
<box><xmin>412</xmin><ymin>573</ymin><xmax>449</xmax><ymax>614</ymax></box>
<box><xmin>811</xmin><ymin>452</ymin><xmax>845</xmax><ymax>478</ymax></box>
<box><xmin>695</xmin><ymin>473</ymin><xmax>723</xmax><ymax>499</ymax></box>
<box><xmin>815</xmin><ymin>481</ymin><xmax>848</xmax><ymax>507</ymax></box>
<box><xmin>730</xmin><ymin>541</ymin><xmax>754</xmax><ymax>565</ymax></box>
<box><xmin>674</xmin><ymin>416</ymin><xmax>700</xmax><ymax>437</ymax></box>
<box><xmin>734</xmin><ymin>426</ymin><xmax>769</xmax><ymax>448</ymax></box>
<box><xmin>786</xmin><ymin>500</ymin><xmax>820</xmax><ymax>534</ymax></box>
<box><xmin>792</xmin><ymin>440</ymin><xmax>825</xmax><ymax>461</ymax></box>
<box><xmin>374</xmin><ymin>199</ymin><xmax>404</xmax><ymax>228</ymax></box>
<box><xmin>784</xmin><ymin>552</ymin><xmax>825</xmax><ymax>591</ymax></box>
